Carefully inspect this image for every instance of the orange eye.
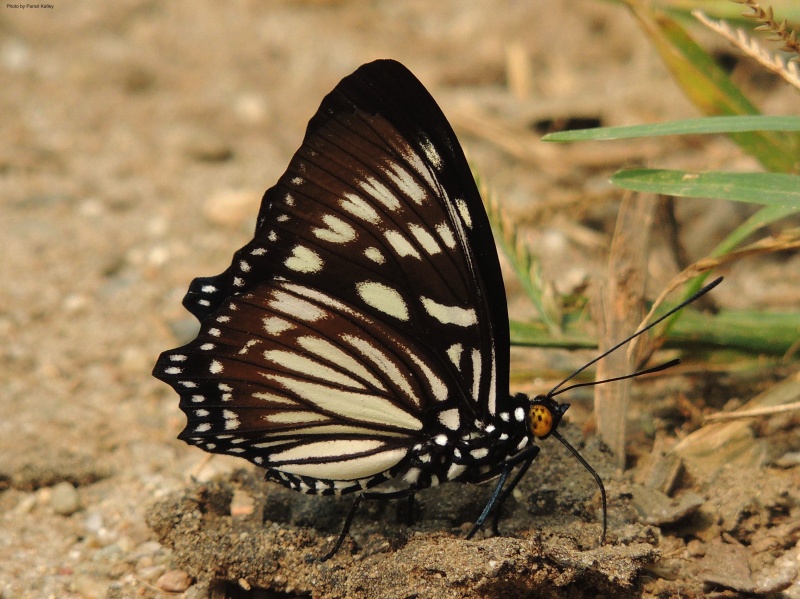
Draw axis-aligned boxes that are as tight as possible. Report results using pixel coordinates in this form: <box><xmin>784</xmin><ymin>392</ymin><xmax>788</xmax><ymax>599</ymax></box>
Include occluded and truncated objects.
<box><xmin>529</xmin><ymin>405</ymin><xmax>553</xmax><ymax>438</ymax></box>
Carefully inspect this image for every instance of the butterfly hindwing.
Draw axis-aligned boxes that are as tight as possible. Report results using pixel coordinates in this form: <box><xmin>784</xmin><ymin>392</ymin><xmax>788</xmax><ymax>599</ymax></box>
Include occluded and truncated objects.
<box><xmin>155</xmin><ymin>60</ymin><xmax>510</xmax><ymax>485</ymax></box>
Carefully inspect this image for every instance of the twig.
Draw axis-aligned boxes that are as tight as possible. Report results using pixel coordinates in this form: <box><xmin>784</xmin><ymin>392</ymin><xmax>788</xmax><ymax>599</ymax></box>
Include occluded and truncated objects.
<box><xmin>704</xmin><ymin>400</ymin><xmax>800</xmax><ymax>422</ymax></box>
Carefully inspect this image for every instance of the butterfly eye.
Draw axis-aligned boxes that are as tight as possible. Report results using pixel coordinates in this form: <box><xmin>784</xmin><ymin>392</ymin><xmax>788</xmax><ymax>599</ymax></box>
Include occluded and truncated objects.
<box><xmin>528</xmin><ymin>403</ymin><xmax>554</xmax><ymax>438</ymax></box>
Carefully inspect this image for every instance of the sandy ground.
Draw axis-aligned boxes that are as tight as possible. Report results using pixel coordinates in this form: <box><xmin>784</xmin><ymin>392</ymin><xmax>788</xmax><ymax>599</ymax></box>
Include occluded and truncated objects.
<box><xmin>2</xmin><ymin>1</ymin><xmax>799</xmax><ymax>598</ymax></box>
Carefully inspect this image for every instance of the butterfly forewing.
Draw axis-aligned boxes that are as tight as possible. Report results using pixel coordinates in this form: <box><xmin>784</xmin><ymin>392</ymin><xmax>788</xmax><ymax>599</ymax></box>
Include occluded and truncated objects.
<box><xmin>155</xmin><ymin>60</ymin><xmax>510</xmax><ymax>487</ymax></box>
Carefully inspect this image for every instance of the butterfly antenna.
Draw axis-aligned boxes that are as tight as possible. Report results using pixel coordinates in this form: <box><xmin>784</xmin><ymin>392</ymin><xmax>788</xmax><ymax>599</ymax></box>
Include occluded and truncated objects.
<box><xmin>547</xmin><ymin>277</ymin><xmax>722</xmax><ymax>398</ymax></box>
<box><xmin>551</xmin><ymin>358</ymin><xmax>680</xmax><ymax>398</ymax></box>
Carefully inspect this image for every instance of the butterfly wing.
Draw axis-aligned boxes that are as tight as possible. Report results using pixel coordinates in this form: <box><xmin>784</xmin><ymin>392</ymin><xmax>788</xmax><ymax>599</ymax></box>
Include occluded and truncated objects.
<box><xmin>154</xmin><ymin>60</ymin><xmax>509</xmax><ymax>485</ymax></box>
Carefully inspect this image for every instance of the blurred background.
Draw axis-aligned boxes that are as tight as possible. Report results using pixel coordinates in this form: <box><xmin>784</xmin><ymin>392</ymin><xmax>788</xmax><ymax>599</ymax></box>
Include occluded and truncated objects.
<box><xmin>1</xmin><ymin>1</ymin><xmax>798</xmax><ymax>597</ymax></box>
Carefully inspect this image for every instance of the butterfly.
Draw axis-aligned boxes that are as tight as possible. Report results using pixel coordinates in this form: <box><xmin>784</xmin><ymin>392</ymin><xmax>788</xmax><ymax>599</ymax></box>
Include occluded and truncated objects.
<box><xmin>153</xmin><ymin>59</ymin><xmax>720</xmax><ymax>559</ymax></box>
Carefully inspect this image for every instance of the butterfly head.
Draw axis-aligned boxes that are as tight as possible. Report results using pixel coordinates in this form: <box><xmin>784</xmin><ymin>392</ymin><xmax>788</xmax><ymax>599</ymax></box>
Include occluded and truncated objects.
<box><xmin>526</xmin><ymin>393</ymin><xmax>607</xmax><ymax>545</ymax></box>
<box><xmin>521</xmin><ymin>394</ymin><xmax>569</xmax><ymax>440</ymax></box>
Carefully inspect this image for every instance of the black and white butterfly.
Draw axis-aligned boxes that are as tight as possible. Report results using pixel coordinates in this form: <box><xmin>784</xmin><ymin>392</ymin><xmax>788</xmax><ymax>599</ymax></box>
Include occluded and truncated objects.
<box><xmin>153</xmin><ymin>59</ymin><xmax>719</xmax><ymax>559</ymax></box>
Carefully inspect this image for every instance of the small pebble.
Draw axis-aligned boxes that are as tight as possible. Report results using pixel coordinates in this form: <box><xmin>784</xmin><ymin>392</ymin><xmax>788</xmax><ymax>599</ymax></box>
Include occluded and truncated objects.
<box><xmin>156</xmin><ymin>569</ymin><xmax>193</xmax><ymax>593</ymax></box>
<box><xmin>774</xmin><ymin>451</ymin><xmax>800</xmax><ymax>468</ymax></box>
<box><xmin>50</xmin><ymin>482</ymin><xmax>80</xmax><ymax>516</ymax></box>
<box><xmin>69</xmin><ymin>574</ymin><xmax>107</xmax><ymax>599</ymax></box>
<box><xmin>183</xmin><ymin>132</ymin><xmax>233</xmax><ymax>163</ymax></box>
<box><xmin>13</xmin><ymin>493</ymin><xmax>36</xmax><ymax>515</ymax></box>
<box><xmin>234</xmin><ymin>93</ymin><xmax>269</xmax><ymax>123</ymax></box>
<box><xmin>686</xmin><ymin>539</ymin><xmax>706</xmax><ymax>557</ymax></box>
<box><xmin>84</xmin><ymin>511</ymin><xmax>104</xmax><ymax>534</ymax></box>
<box><xmin>138</xmin><ymin>564</ymin><xmax>167</xmax><ymax>583</ymax></box>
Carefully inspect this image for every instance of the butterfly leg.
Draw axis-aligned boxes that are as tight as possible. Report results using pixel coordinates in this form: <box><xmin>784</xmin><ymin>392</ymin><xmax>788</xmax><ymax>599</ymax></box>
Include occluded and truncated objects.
<box><xmin>398</xmin><ymin>489</ymin><xmax>416</xmax><ymax>525</ymax></box>
<box><xmin>489</xmin><ymin>452</ymin><xmax>535</xmax><ymax>536</ymax></box>
<box><xmin>320</xmin><ymin>488</ymin><xmax>416</xmax><ymax>561</ymax></box>
<box><xmin>465</xmin><ymin>446</ymin><xmax>539</xmax><ymax>540</ymax></box>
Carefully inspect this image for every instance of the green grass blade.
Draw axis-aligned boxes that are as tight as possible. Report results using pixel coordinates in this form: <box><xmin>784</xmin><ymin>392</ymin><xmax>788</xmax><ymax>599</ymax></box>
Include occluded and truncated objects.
<box><xmin>663</xmin><ymin>308</ymin><xmax>800</xmax><ymax>356</ymax></box>
<box><xmin>510</xmin><ymin>306</ymin><xmax>800</xmax><ymax>356</ymax></box>
<box><xmin>610</xmin><ymin>169</ymin><xmax>800</xmax><ymax>208</ymax></box>
<box><xmin>543</xmin><ymin>115</ymin><xmax>800</xmax><ymax>142</ymax></box>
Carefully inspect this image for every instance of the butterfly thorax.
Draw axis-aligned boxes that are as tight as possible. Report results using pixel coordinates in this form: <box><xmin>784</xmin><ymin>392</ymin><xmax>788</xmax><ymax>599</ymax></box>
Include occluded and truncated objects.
<box><xmin>397</xmin><ymin>393</ymin><xmax>534</xmax><ymax>490</ymax></box>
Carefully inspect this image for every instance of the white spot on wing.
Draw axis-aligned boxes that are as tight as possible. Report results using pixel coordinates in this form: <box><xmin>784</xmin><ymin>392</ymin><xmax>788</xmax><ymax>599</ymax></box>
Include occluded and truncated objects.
<box><xmin>447</xmin><ymin>343</ymin><xmax>463</xmax><ymax>369</ymax></box>
<box><xmin>223</xmin><ymin>410</ymin><xmax>240</xmax><ymax>430</ymax></box>
<box><xmin>269</xmin><ymin>289</ymin><xmax>326</xmax><ymax>321</ymax></box>
<box><xmin>209</xmin><ymin>360</ymin><xmax>223</xmax><ymax>374</ymax></box>
<box><xmin>382</xmin><ymin>162</ymin><xmax>426</xmax><ymax>205</ymax></box>
<box><xmin>284</xmin><ymin>245</ymin><xmax>323</xmax><ymax>273</ymax></box>
<box><xmin>266</xmin><ymin>424</ymin><xmax>409</xmax><ymax>439</ymax></box>
<box><xmin>282</xmin><ymin>283</ymin><xmax>354</xmax><ymax>316</ymax></box>
<box><xmin>471</xmin><ymin>349</ymin><xmax>482</xmax><ymax>402</ymax></box>
<box><xmin>456</xmin><ymin>198</ymin><xmax>473</xmax><ymax>228</ymax></box>
<box><xmin>364</xmin><ymin>247</ymin><xmax>385</xmax><ymax>264</ymax></box>
<box><xmin>420</xmin><ymin>297</ymin><xmax>477</xmax><ymax>327</ymax></box>
<box><xmin>340</xmin><ymin>193</ymin><xmax>380</xmax><ymax>224</ymax></box>
<box><xmin>435</xmin><ymin>223</ymin><xmax>457</xmax><ymax>249</ymax></box>
<box><xmin>385</xmin><ymin>230</ymin><xmax>421</xmax><ymax>259</ymax></box>
<box><xmin>360</xmin><ymin>177</ymin><xmax>400</xmax><ymax>211</ymax></box>
<box><xmin>470</xmin><ymin>447</ymin><xmax>489</xmax><ymax>459</ymax></box>
<box><xmin>252</xmin><ymin>391</ymin><xmax>296</xmax><ymax>405</ymax></box>
<box><xmin>437</xmin><ymin>408</ymin><xmax>460</xmax><ymax>430</ymax></box>
<box><xmin>264</xmin><ymin>411</ymin><xmax>329</xmax><ymax>424</ymax></box>
<box><xmin>489</xmin><ymin>344</ymin><xmax>497</xmax><ymax>415</ymax></box>
<box><xmin>274</xmin><ymin>443</ymin><xmax>408</xmax><ymax>480</ymax></box>
<box><xmin>447</xmin><ymin>463</ymin><xmax>467</xmax><ymax>480</ymax></box>
<box><xmin>408</xmin><ymin>224</ymin><xmax>441</xmax><ymax>255</ymax></box>
<box><xmin>356</xmin><ymin>281</ymin><xmax>409</xmax><ymax>321</ymax></box>
<box><xmin>419</xmin><ymin>135</ymin><xmax>443</xmax><ymax>170</ymax></box>
<box><xmin>407</xmin><ymin>352</ymin><xmax>447</xmax><ymax>402</ymax></box>
<box><xmin>403</xmin><ymin>467</ymin><xmax>421</xmax><ymax>484</ymax></box>
<box><xmin>313</xmin><ymin>214</ymin><xmax>356</xmax><ymax>244</ymax></box>
<box><xmin>262</xmin><ymin>316</ymin><xmax>294</xmax><ymax>335</ymax></box>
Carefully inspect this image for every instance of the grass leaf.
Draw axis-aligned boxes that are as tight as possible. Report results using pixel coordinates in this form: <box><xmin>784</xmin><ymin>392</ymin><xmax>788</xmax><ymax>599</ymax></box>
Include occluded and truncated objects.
<box><xmin>542</xmin><ymin>115</ymin><xmax>800</xmax><ymax>142</ymax></box>
<box><xmin>610</xmin><ymin>169</ymin><xmax>800</xmax><ymax>208</ymax></box>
